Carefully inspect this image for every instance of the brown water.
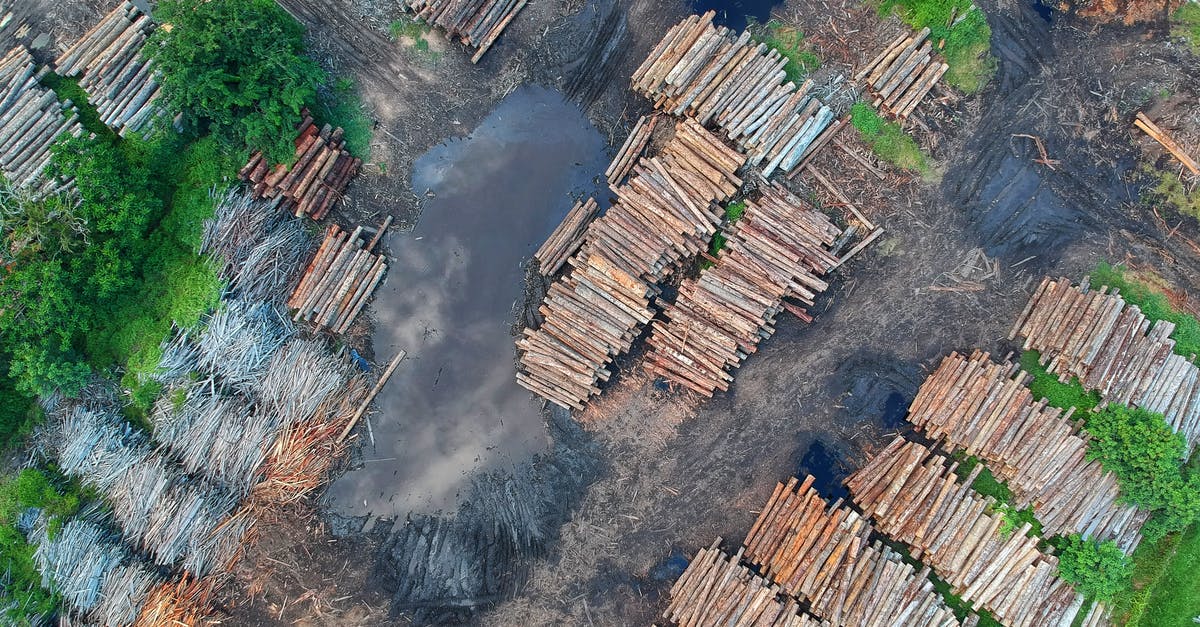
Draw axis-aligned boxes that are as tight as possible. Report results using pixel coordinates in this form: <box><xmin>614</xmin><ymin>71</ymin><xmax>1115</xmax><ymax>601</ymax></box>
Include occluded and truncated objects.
<box><xmin>327</xmin><ymin>86</ymin><xmax>608</xmax><ymax>520</ymax></box>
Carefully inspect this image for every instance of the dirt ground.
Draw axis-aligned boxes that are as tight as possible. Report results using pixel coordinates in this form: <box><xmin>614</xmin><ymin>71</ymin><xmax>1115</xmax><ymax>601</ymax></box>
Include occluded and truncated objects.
<box><xmin>30</xmin><ymin>0</ymin><xmax>1200</xmax><ymax>624</ymax></box>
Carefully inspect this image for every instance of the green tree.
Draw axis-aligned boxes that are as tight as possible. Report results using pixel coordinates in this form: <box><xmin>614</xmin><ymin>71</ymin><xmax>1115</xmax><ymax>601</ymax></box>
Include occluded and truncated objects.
<box><xmin>147</xmin><ymin>0</ymin><xmax>325</xmax><ymax>164</ymax></box>
<box><xmin>1057</xmin><ymin>534</ymin><xmax>1133</xmax><ymax>601</ymax></box>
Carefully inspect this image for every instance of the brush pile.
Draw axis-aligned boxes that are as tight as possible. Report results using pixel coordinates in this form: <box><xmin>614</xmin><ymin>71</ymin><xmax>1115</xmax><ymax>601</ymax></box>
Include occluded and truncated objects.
<box><xmin>663</xmin><ymin>542</ymin><xmax>824</xmax><ymax>627</ymax></box>
<box><xmin>402</xmin><ymin>0</ymin><xmax>528</xmax><ymax>63</ymax></box>
<box><xmin>855</xmin><ymin>27</ymin><xmax>948</xmax><ymax>119</ymax></box>
<box><xmin>632</xmin><ymin>11</ymin><xmax>834</xmax><ymax>176</ymax></box>
<box><xmin>516</xmin><ymin>119</ymin><xmax>746</xmax><ymax>409</ymax></box>
<box><xmin>239</xmin><ymin>114</ymin><xmax>362</xmax><ymax>220</ymax></box>
<box><xmin>1010</xmin><ymin>276</ymin><xmax>1200</xmax><ymax>449</ymax></box>
<box><xmin>742</xmin><ymin>475</ymin><xmax>964</xmax><ymax>626</ymax></box>
<box><xmin>645</xmin><ymin>182</ymin><xmax>841</xmax><ymax>396</ymax></box>
<box><xmin>288</xmin><ymin>224</ymin><xmax>388</xmax><ymax>333</ymax></box>
<box><xmin>136</xmin><ymin>574</ymin><xmax>217</xmax><ymax>627</ymax></box>
<box><xmin>846</xmin><ymin>437</ymin><xmax>1084</xmax><ymax>626</ymax></box>
<box><xmin>534</xmin><ymin>197</ymin><xmax>598</xmax><ymax>276</ymax></box>
<box><xmin>191</xmin><ymin>301</ymin><xmax>296</xmax><ymax>391</ymax></box>
<box><xmin>910</xmin><ymin>350</ymin><xmax>1147</xmax><ymax>552</ymax></box>
<box><xmin>0</xmin><ymin>46</ymin><xmax>82</xmax><ymax>191</ymax></box>
<box><xmin>54</xmin><ymin>1</ymin><xmax>163</xmax><ymax>136</ymax></box>
<box><xmin>201</xmin><ymin>189</ymin><xmax>312</xmax><ymax>303</ymax></box>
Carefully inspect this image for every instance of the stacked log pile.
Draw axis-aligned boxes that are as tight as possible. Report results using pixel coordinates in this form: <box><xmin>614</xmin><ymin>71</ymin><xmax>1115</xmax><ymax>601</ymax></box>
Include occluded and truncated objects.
<box><xmin>402</xmin><ymin>0</ymin><xmax>528</xmax><ymax>63</ymax></box>
<box><xmin>239</xmin><ymin>115</ymin><xmax>362</xmax><ymax>220</ymax></box>
<box><xmin>606</xmin><ymin>114</ymin><xmax>657</xmax><ymax>186</ymax></box>
<box><xmin>534</xmin><ymin>197</ymin><xmax>598</xmax><ymax>276</ymax></box>
<box><xmin>1009</xmin><ymin>276</ymin><xmax>1200</xmax><ymax>449</ymax></box>
<box><xmin>288</xmin><ymin>224</ymin><xmax>388</xmax><ymax>333</ymax></box>
<box><xmin>846</xmin><ymin>437</ymin><xmax>1084</xmax><ymax>627</ymax></box>
<box><xmin>644</xmin><ymin>181</ymin><xmax>841</xmax><ymax>395</ymax></box>
<box><xmin>0</xmin><ymin>46</ymin><xmax>82</xmax><ymax>190</ymax></box>
<box><xmin>909</xmin><ymin>350</ymin><xmax>1147</xmax><ymax>552</ymax></box>
<box><xmin>663</xmin><ymin>542</ymin><xmax>826</xmax><ymax>627</ymax></box>
<box><xmin>516</xmin><ymin>120</ymin><xmax>746</xmax><ymax>409</ymax></box>
<box><xmin>54</xmin><ymin>1</ymin><xmax>163</xmax><ymax>136</ymax></box>
<box><xmin>632</xmin><ymin>11</ymin><xmax>834</xmax><ymax>176</ymax></box>
<box><xmin>854</xmin><ymin>28</ymin><xmax>948</xmax><ymax>119</ymax></box>
<box><xmin>742</xmin><ymin>475</ymin><xmax>963</xmax><ymax>626</ymax></box>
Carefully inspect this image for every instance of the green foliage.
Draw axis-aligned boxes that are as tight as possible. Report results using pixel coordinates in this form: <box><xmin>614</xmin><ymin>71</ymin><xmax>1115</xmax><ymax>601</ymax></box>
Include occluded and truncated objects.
<box><xmin>753</xmin><ymin>20</ymin><xmax>821</xmax><ymax>83</ymax></box>
<box><xmin>1090</xmin><ymin>263</ymin><xmax>1200</xmax><ymax>359</ymax></box>
<box><xmin>389</xmin><ymin>15</ymin><xmax>428</xmax><ymax>41</ymax></box>
<box><xmin>1131</xmin><ymin>521</ymin><xmax>1200</xmax><ymax>626</ymax></box>
<box><xmin>705</xmin><ymin>201</ymin><xmax>748</xmax><ymax>264</ymax></box>
<box><xmin>1057</xmin><ymin>534</ymin><xmax>1133</xmax><ymax>601</ymax></box>
<box><xmin>315</xmin><ymin>79</ymin><xmax>373</xmax><ymax>160</ymax></box>
<box><xmin>1019</xmin><ymin>350</ymin><xmax>1100</xmax><ymax>412</ymax></box>
<box><xmin>1152</xmin><ymin>169</ymin><xmax>1200</xmax><ymax>220</ymax></box>
<box><xmin>954</xmin><ymin>455</ymin><xmax>1042</xmax><ymax>537</ymax></box>
<box><xmin>37</xmin><ymin>73</ymin><xmax>113</xmax><ymax>140</ymax></box>
<box><xmin>849</xmin><ymin>102</ymin><xmax>929</xmax><ymax>173</ymax></box>
<box><xmin>148</xmin><ymin>0</ymin><xmax>326</xmax><ymax>164</ymax></box>
<box><xmin>1173</xmin><ymin>2</ymin><xmax>1200</xmax><ymax>55</ymax></box>
<box><xmin>1083</xmin><ymin>404</ymin><xmax>1200</xmax><ymax>542</ymax></box>
<box><xmin>877</xmin><ymin>0</ymin><xmax>996</xmax><ymax>93</ymax></box>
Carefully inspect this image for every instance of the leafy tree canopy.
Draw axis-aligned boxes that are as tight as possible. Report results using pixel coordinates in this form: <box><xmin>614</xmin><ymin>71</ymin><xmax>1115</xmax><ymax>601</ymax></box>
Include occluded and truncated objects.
<box><xmin>1057</xmin><ymin>534</ymin><xmax>1133</xmax><ymax>601</ymax></box>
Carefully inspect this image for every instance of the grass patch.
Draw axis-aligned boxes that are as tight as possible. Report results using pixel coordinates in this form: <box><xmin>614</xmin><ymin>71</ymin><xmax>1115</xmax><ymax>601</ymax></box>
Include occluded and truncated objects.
<box><xmin>881</xmin><ymin>536</ymin><xmax>1004</xmax><ymax>626</ymax></box>
<box><xmin>1149</xmin><ymin>168</ymin><xmax>1200</xmax><ymax>223</ymax></box>
<box><xmin>1133</xmin><ymin>519</ymin><xmax>1200</xmax><ymax>625</ymax></box>
<box><xmin>752</xmin><ymin>20</ymin><xmax>821</xmax><ymax>83</ymax></box>
<box><xmin>953</xmin><ymin>454</ymin><xmax>1043</xmax><ymax>537</ymax></box>
<box><xmin>1173</xmin><ymin>2</ymin><xmax>1200</xmax><ymax>55</ymax></box>
<box><xmin>1090</xmin><ymin>262</ymin><xmax>1200</xmax><ymax>359</ymax></box>
<box><xmin>38</xmin><ymin>73</ymin><xmax>115</xmax><ymax>140</ymax></box>
<box><xmin>877</xmin><ymin>0</ymin><xmax>996</xmax><ymax>93</ymax></box>
<box><xmin>704</xmin><ymin>201</ymin><xmax>747</xmax><ymax>267</ymax></box>
<box><xmin>315</xmin><ymin>78</ymin><xmax>373</xmax><ymax>160</ymax></box>
<box><xmin>1019</xmin><ymin>350</ymin><xmax>1101</xmax><ymax>412</ymax></box>
<box><xmin>389</xmin><ymin>15</ymin><xmax>427</xmax><ymax>41</ymax></box>
<box><xmin>849</xmin><ymin>102</ymin><xmax>929</xmax><ymax>173</ymax></box>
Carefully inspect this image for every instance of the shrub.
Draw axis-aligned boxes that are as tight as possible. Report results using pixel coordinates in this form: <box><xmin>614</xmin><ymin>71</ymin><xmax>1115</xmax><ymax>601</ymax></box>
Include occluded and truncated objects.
<box><xmin>850</xmin><ymin>102</ymin><xmax>929</xmax><ymax>172</ymax></box>
<box><xmin>148</xmin><ymin>0</ymin><xmax>326</xmax><ymax>164</ymax></box>
<box><xmin>1057</xmin><ymin>534</ymin><xmax>1133</xmax><ymax>601</ymax></box>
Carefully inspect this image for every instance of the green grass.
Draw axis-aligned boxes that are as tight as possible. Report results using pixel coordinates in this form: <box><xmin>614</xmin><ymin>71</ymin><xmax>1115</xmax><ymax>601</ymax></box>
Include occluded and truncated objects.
<box><xmin>877</xmin><ymin>0</ymin><xmax>996</xmax><ymax>93</ymax></box>
<box><xmin>953</xmin><ymin>454</ymin><xmax>1044</xmax><ymax>537</ymax></box>
<box><xmin>1173</xmin><ymin>2</ymin><xmax>1200</xmax><ymax>55</ymax></box>
<box><xmin>753</xmin><ymin>20</ymin><xmax>821</xmax><ymax>83</ymax></box>
<box><xmin>1150</xmin><ymin>169</ymin><xmax>1200</xmax><ymax>222</ymax></box>
<box><xmin>1090</xmin><ymin>262</ymin><xmax>1200</xmax><ymax>359</ymax></box>
<box><xmin>389</xmin><ymin>15</ymin><xmax>427</xmax><ymax>41</ymax></box>
<box><xmin>850</xmin><ymin>102</ymin><xmax>929</xmax><ymax>173</ymax></box>
<box><xmin>315</xmin><ymin>79</ymin><xmax>373</xmax><ymax>160</ymax></box>
<box><xmin>38</xmin><ymin>73</ymin><xmax>115</xmax><ymax>140</ymax></box>
<box><xmin>705</xmin><ymin>201</ymin><xmax>747</xmax><ymax>266</ymax></box>
<box><xmin>1019</xmin><ymin>350</ymin><xmax>1101</xmax><ymax>412</ymax></box>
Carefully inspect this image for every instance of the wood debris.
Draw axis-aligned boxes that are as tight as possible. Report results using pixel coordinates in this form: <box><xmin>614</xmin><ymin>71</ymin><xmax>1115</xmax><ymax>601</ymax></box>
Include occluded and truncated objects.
<box><xmin>239</xmin><ymin>113</ymin><xmax>362</xmax><ymax>220</ymax></box>
<box><xmin>136</xmin><ymin>574</ymin><xmax>218</xmax><ymax>627</ymax></box>
<box><xmin>845</xmin><ymin>437</ymin><xmax>1085</xmax><ymax>627</ymax></box>
<box><xmin>288</xmin><ymin>224</ymin><xmax>388</xmax><ymax>334</ymax></box>
<box><xmin>54</xmin><ymin>1</ymin><xmax>164</xmax><ymax>137</ymax></box>
<box><xmin>854</xmin><ymin>27</ymin><xmax>949</xmax><ymax>119</ymax></box>
<box><xmin>0</xmin><ymin>46</ymin><xmax>82</xmax><ymax>192</ymax></box>
<box><xmin>402</xmin><ymin>0</ymin><xmax>528</xmax><ymax>63</ymax></box>
<box><xmin>663</xmin><ymin>541</ymin><xmax>826</xmax><ymax>627</ymax></box>
<box><xmin>644</xmin><ymin>181</ymin><xmax>842</xmax><ymax>396</ymax></box>
<box><xmin>516</xmin><ymin>119</ymin><xmax>746</xmax><ymax>409</ymax></box>
<box><xmin>742</xmin><ymin>475</ymin><xmax>964</xmax><ymax>626</ymax></box>
<box><xmin>909</xmin><ymin>350</ymin><xmax>1147</xmax><ymax>552</ymax></box>
<box><xmin>200</xmin><ymin>189</ymin><xmax>311</xmax><ymax>305</ymax></box>
<box><xmin>632</xmin><ymin>11</ymin><xmax>835</xmax><ymax>176</ymax></box>
<box><xmin>606</xmin><ymin>114</ymin><xmax>657</xmax><ymax>186</ymax></box>
<box><xmin>534</xmin><ymin>196</ymin><xmax>598</xmax><ymax>276</ymax></box>
<box><xmin>1009</xmin><ymin>276</ymin><xmax>1200</xmax><ymax>449</ymax></box>
<box><xmin>1133</xmin><ymin>112</ymin><xmax>1200</xmax><ymax>176</ymax></box>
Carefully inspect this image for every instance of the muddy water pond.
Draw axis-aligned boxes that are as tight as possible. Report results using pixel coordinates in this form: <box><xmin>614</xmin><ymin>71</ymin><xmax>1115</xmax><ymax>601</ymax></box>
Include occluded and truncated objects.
<box><xmin>691</xmin><ymin>0</ymin><xmax>782</xmax><ymax>30</ymax></box>
<box><xmin>327</xmin><ymin>85</ymin><xmax>608</xmax><ymax>520</ymax></box>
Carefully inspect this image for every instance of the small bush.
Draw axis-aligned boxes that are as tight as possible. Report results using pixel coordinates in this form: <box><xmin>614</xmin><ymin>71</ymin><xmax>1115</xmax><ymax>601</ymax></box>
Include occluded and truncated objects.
<box><xmin>1057</xmin><ymin>534</ymin><xmax>1133</xmax><ymax>601</ymax></box>
<box><xmin>1173</xmin><ymin>2</ymin><xmax>1200</xmax><ymax>55</ymax></box>
<box><xmin>849</xmin><ymin>102</ymin><xmax>929</xmax><ymax>172</ymax></box>
<box><xmin>1090</xmin><ymin>263</ymin><xmax>1200</xmax><ymax>359</ymax></box>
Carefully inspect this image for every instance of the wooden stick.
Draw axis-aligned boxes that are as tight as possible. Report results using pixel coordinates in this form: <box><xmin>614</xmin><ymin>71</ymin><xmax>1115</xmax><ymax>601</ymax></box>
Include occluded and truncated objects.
<box><xmin>337</xmin><ymin>350</ymin><xmax>407</xmax><ymax>443</ymax></box>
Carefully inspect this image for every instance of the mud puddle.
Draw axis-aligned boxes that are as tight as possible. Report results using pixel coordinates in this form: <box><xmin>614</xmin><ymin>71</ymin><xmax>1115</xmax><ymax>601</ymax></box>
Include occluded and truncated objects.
<box><xmin>691</xmin><ymin>0</ymin><xmax>782</xmax><ymax>30</ymax></box>
<box><xmin>327</xmin><ymin>85</ymin><xmax>609</xmax><ymax>521</ymax></box>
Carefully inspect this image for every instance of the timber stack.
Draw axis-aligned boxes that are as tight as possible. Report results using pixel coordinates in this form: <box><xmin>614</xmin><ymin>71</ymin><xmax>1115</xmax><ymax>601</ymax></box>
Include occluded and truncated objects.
<box><xmin>0</xmin><ymin>46</ymin><xmax>82</xmax><ymax>191</ymax></box>
<box><xmin>846</xmin><ymin>437</ymin><xmax>1084</xmax><ymax>626</ymax></box>
<box><xmin>855</xmin><ymin>27</ymin><xmax>948</xmax><ymax>119</ymax></box>
<box><xmin>632</xmin><ymin>11</ymin><xmax>834</xmax><ymax>176</ymax></box>
<box><xmin>239</xmin><ymin>114</ymin><xmax>362</xmax><ymax>220</ymax></box>
<box><xmin>516</xmin><ymin>119</ymin><xmax>746</xmax><ymax>410</ymax></box>
<box><xmin>909</xmin><ymin>350</ymin><xmax>1147</xmax><ymax>552</ymax></box>
<box><xmin>54</xmin><ymin>1</ymin><xmax>163</xmax><ymax>136</ymax></box>
<box><xmin>402</xmin><ymin>0</ymin><xmax>527</xmax><ymax>63</ymax></box>
<box><xmin>288</xmin><ymin>224</ymin><xmax>387</xmax><ymax>334</ymax></box>
<box><xmin>645</xmin><ymin>181</ymin><xmax>841</xmax><ymax>395</ymax></box>
<box><xmin>742</xmin><ymin>475</ymin><xmax>965</xmax><ymax>626</ymax></box>
<box><xmin>1009</xmin><ymin>276</ymin><xmax>1200</xmax><ymax>449</ymax></box>
<box><xmin>534</xmin><ymin>197</ymin><xmax>598</xmax><ymax>276</ymax></box>
<box><xmin>606</xmin><ymin>114</ymin><xmax>657</xmax><ymax>186</ymax></box>
<box><xmin>663</xmin><ymin>541</ymin><xmax>827</xmax><ymax>627</ymax></box>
